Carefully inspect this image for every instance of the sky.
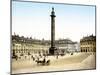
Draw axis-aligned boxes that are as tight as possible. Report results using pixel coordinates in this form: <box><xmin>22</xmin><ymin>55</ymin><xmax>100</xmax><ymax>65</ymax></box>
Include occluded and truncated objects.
<box><xmin>12</xmin><ymin>1</ymin><xmax>96</xmax><ymax>42</ymax></box>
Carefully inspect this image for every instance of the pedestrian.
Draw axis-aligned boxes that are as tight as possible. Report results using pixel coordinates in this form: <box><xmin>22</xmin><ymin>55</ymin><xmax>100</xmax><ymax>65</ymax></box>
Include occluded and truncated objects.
<box><xmin>31</xmin><ymin>55</ymin><xmax>35</xmax><ymax>61</ymax></box>
<box><xmin>56</xmin><ymin>55</ymin><xmax>58</xmax><ymax>59</ymax></box>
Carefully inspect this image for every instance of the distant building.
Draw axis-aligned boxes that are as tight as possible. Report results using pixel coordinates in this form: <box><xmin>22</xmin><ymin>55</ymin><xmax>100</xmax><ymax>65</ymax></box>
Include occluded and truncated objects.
<box><xmin>12</xmin><ymin>35</ymin><xmax>49</xmax><ymax>56</ymax></box>
<box><xmin>12</xmin><ymin>34</ymin><xmax>79</xmax><ymax>56</ymax></box>
<box><xmin>55</xmin><ymin>39</ymin><xmax>79</xmax><ymax>53</ymax></box>
<box><xmin>80</xmin><ymin>35</ymin><xmax>96</xmax><ymax>52</ymax></box>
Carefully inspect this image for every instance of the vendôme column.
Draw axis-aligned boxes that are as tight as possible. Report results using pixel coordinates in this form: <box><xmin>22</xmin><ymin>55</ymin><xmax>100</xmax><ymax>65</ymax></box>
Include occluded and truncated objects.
<box><xmin>49</xmin><ymin>7</ymin><xmax>57</xmax><ymax>55</ymax></box>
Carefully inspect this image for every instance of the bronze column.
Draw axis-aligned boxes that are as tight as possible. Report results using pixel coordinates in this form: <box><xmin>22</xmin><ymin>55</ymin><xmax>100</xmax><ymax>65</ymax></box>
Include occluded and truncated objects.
<box><xmin>49</xmin><ymin>7</ymin><xmax>57</xmax><ymax>55</ymax></box>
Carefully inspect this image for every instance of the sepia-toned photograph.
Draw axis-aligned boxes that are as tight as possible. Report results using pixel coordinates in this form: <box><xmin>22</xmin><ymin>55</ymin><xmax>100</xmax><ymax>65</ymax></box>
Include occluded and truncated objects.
<box><xmin>11</xmin><ymin>0</ymin><xmax>96</xmax><ymax>74</ymax></box>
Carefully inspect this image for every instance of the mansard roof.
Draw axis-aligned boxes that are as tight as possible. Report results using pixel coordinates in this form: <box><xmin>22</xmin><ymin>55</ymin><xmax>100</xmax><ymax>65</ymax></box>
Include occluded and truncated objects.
<box><xmin>12</xmin><ymin>35</ymin><xmax>77</xmax><ymax>44</ymax></box>
<box><xmin>80</xmin><ymin>35</ymin><xmax>96</xmax><ymax>42</ymax></box>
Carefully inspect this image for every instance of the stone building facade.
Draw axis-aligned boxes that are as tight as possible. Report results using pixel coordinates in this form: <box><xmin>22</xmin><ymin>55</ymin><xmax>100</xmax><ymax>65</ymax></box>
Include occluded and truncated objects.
<box><xmin>12</xmin><ymin>35</ymin><xmax>49</xmax><ymax>56</ymax></box>
<box><xmin>12</xmin><ymin>34</ymin><xmax>79</xmax><ymax>56</ymax></box>
<box><xmin>80</xmin><ymin>35</ymin><xmax>96</xmax><ymax>52</ymax></box>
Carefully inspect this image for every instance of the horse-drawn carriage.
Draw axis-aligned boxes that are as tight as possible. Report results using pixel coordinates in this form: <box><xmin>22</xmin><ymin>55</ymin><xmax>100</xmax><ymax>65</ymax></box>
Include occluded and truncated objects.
<box><xmin>12</xmin><ymin>55</ymin><xmax>18</xmax><ymax>60</ymax></box>
<box><xmin>35</xmin><ymin>58</ymin><xmax>50</xmax><ymax>65</ymax></box>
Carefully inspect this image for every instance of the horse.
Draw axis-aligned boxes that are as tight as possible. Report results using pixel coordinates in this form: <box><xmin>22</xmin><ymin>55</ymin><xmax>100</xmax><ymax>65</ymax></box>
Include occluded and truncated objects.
<box><xmin>35</xmin><ymin>59</ymin><xmax>50</xmax><ymax>65</ymax></box>
<box><xmin>46</xmin><ymin>60</ymin><xmax>50</xmax><ymax>65</ymax></box>
<box><xmin>35</xmin><ymin>60</ymin><xmax>45</xmax><ymax>65</ymax></box>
